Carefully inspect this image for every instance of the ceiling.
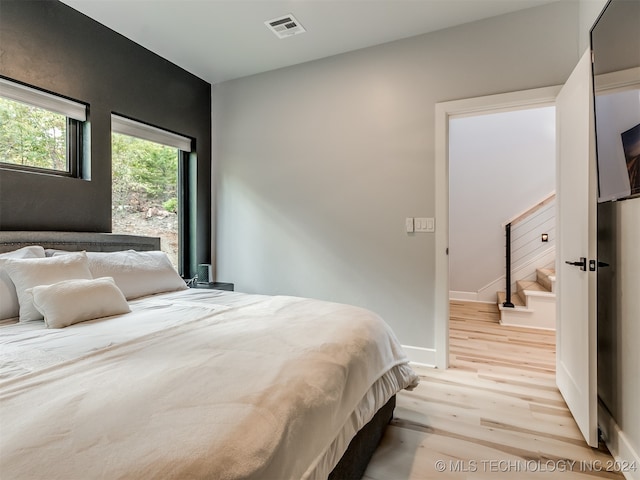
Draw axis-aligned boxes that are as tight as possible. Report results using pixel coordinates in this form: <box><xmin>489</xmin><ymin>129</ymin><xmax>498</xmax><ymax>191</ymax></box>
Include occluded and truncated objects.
<box><xmin>60</xmin><ymin>0</ymin><xmax>556</xmax><ymax>85</ymax></box>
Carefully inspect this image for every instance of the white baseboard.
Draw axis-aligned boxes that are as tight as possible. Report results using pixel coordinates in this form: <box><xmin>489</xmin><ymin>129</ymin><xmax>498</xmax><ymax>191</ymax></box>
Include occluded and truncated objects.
<box><xmin>449</xmin><ymin>291</ymin><xmax>496</xmax><ymax>304</ymax></box>
<box><xmin>599</xmin><ymin>403</ymin><xmax>640</xmax><ymax>480</ymax></box>
<box><xmin>402</xmin><ymin>345</ymin><xmax>436</xmax><ymax>367</ymax></box>
<box><xmin>449</xmin><ymin>290</ymin><xmax>478</xmax><ymax>302</ymax></box>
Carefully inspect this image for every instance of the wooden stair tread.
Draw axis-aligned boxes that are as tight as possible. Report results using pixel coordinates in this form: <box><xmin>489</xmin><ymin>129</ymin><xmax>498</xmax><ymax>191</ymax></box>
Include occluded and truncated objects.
<box><xmin>537</xmin><ymin>267</ymin><xmax>555</xmax><ymax>276</ymax></box>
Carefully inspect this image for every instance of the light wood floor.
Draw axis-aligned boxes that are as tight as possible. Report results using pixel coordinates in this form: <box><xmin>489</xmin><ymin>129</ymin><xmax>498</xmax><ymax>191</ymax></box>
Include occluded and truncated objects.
<box><xmin>363</xmin><ymin>300</ymin><xmax>622</xmax><ymax>479</ymax></box>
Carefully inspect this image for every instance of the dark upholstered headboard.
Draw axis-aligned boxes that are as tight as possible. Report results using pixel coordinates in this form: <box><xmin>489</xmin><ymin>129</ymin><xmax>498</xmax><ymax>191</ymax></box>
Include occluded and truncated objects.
<box><xmin>0</xmin><ymin>232</ymin><xmax>160</xmax><ymax>254</ymax></box>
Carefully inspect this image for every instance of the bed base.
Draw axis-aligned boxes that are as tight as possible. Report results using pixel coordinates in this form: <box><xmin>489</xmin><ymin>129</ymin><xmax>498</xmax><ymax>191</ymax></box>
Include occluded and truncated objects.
<box><xmin>329</xmin><ymin>395</ymin><xmax>395</xmax><ymax>480</ymax></box>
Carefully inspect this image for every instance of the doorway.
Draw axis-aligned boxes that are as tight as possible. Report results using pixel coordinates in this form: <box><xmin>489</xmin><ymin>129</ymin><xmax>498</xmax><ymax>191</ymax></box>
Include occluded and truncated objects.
<box><xmin>433</xmin><ymin>86</ymin><xmax>562</xmax><ymax>369</ymax></box>
<box><xmin>448</xmin><ymin>107</ymin><xmax>556</xmax><ymax>304</ymax></box>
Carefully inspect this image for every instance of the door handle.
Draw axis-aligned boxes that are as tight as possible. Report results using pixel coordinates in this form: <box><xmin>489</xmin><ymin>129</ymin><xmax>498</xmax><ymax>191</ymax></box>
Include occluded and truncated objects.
<box><xmin>588</xmin><ymin>259</ymin><xmax>610</xmax><ymax>271</ymax></box>
<box><xmin>565</xmin><ymin>257</ymin><xmax>587</xmax><ymax>271</ymax></box>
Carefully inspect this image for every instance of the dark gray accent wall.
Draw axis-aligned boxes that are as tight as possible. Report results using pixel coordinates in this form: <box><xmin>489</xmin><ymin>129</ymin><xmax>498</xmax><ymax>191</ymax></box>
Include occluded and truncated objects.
<box><xmin>0</xmin><ymin>0</ymin><xmax>211</xmax><ymax>275</ymax></box>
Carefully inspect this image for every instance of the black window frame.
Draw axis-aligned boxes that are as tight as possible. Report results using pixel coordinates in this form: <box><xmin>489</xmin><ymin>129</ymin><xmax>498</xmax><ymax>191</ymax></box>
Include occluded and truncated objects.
<box><xmin>110</xmin><ymin>114</ymin><xmax>194</xmax><ymax>277</ymax></box>
<box><xmin>0</xmin><ymin>77</ymin><xmax>87</xmax><ymax>178</ymax></box>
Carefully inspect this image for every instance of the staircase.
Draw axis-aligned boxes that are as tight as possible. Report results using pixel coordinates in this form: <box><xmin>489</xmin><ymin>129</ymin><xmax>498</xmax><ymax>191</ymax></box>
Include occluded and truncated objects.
<box><xmin>498</xmin><ymin>192</ymin><xmax>557</xmax><ymax>330</ymax></box>
<box><xmin>498</xmin><ymin>267</ymin><xmax>556</xmax><ymax>330</ymax></box>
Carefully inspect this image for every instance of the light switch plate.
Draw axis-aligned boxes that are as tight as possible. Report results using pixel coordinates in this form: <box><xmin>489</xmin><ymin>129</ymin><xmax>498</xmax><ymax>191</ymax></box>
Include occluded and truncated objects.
<box><xmin>414</xmin><ymin>217</ymin><xmax>435</xmax><ymax>233</ymax></box>
<box><xmin>426</xmin><ymin>217</ymin><xmax>435</xmax><ymax>232</ymax></box>
<box><xmin>405</xmin><ymin>217</ymin><xmax>414</xmax><ymax>233</ymax></box>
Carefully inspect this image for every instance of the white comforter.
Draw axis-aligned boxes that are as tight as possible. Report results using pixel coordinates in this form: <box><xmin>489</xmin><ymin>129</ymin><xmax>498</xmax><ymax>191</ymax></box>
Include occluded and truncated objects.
<box><xmin>0</xmin><ymin>289</ymin><xmax>418</xmax><ymax>479</ymax></box>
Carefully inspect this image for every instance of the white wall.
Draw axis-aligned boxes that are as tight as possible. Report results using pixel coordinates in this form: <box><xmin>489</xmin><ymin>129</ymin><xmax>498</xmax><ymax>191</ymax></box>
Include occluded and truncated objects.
<box><xmin>449</xmin><ymin>107</ymin><xmax>555</xmax><ymax>295</ymax></box>
<box><xmin>587</xmin><ymin>0</ymin><xmax>640</xmax><ymax>471</ymax></box>
<box><xmin>598</xmin><ymin>198</ymin><xmax>640</xmax><ymax>476</ymax></box>
<box><xmin>616</xmin><ymin>200</ymin><xmax>640</xmax><ymax>472</ymax></box>
<box><xmin>211</xmin><ymin>2</ymin><xmax>580</xmax><ymax>352</ymax></box>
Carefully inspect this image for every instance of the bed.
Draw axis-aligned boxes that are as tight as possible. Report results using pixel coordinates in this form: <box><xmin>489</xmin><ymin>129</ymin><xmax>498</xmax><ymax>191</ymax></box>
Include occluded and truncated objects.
<box><xmin>0</xmin><ymin>231</ymin><xmax>418</xmax><ymax>480</ymax></box>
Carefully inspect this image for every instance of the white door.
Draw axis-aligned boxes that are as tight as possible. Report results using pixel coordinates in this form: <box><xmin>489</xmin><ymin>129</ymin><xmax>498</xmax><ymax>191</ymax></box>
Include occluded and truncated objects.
<box><xmin>555</xmin><ymin>49</ymin><xmax>598</xmax><ymax>448</ymax></box>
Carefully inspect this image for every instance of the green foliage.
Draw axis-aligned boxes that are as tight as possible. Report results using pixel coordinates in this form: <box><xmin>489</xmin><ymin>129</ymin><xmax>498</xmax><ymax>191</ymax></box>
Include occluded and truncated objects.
<box><xmin>0</xmin><ymin>97</ymin><xmax>67</xmax><ymax>171</ymax></box>
<box><xmin>163</xmin><ymin>197</ymin><xmax>178</xmax><ymax>213</ymax></box>
<box><xmin>112</xmin><ymin>132</ymin><xmax>178</xmax><ymax>209</ymax></box>
<box><xmin>111</xmin><ymin>133</ymin><xmax>179</xmax><ymax>268</ymax></box>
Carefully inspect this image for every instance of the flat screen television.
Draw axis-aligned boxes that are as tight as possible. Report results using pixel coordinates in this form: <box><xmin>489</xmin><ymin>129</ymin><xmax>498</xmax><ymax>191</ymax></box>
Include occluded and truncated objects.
<box><xmin>590</xmin><ymin>0</ymin><xmax>640</xmax><ymax>202</ymax></box>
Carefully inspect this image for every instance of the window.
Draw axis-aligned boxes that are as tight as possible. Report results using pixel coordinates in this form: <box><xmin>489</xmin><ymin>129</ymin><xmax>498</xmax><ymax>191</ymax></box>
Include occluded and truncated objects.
<box><xmin>111</xmin><ymin>115</ymin><xmax>191</xmax><ymax>272</ymax></box>
<box><xmin>0</xmin><ymin>78</ymin><xmax>86</xmax><ymax>175</ymax></box>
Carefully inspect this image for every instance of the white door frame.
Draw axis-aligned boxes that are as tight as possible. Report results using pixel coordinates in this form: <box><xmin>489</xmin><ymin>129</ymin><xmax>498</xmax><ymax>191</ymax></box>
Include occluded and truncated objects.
<box><xmin>434</xmin><ymin>86</ymin><xmax>562</xmax><ymax>369</ymax></box>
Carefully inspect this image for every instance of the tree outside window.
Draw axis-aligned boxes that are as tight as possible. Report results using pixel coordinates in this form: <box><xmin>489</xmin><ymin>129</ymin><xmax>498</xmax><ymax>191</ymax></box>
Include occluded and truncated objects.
<box><xmin>112</xmin><ymin>133</ymin><xmax>179</xmax><ymax>267</ymax></box>
<box><xmin>0</xmin><ymin>97</ymin><xmax>68</xmax><ymax>172</ymax></box>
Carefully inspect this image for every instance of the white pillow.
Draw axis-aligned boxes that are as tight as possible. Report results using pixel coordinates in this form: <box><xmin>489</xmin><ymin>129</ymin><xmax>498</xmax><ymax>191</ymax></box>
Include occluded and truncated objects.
<box><xmin>0</xmin><ymin>252</ymin><xmax>92</xmax><ymax>322</ymax></box>
<box><xmin>84</xmin><ymin>250</ymin><xmax>186</xmax><ymax>299</ymax></box>
<box><xmin>45</xmin><ymin>248</ymin><xmax>70</xmax><ymax>257</ymax></box>
<box><xmin>0</xmin><ymin>246</ymin><xmax>46</xmax><ymax>320</ymax></box>
<box><xmin>29</xmin><ymin>277</ymin><xmax>131</xmax><ymax>329</ymax></box>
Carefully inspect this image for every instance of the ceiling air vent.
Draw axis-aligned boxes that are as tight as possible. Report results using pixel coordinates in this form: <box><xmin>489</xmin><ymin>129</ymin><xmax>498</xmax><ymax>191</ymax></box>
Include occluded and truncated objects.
<box><xmin>265</xmin><ymin>14</ymin><xmax>306</xmax><ymax>39</ymax></box>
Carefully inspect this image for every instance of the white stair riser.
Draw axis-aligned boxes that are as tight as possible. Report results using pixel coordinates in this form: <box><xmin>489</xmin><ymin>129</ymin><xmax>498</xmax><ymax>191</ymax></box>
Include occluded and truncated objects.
<box><xmin>499</xmin><ymin>294</ymin><xmax>556</xmax><ymax>330</ymax></box>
